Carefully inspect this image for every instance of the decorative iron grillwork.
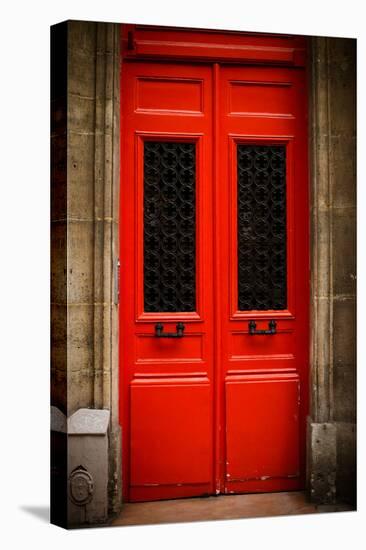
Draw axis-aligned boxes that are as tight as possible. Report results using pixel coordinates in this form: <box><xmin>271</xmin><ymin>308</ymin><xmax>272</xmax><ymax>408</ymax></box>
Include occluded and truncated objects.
<box><xmin>237</xmin><ymin>145</ymin><xmax>287</xmax><ymax>311</ymax></box>
<box><xmin>144</xmin><ymin>141</ymin><xmax>196</xmax><ymax>312</ymax></box>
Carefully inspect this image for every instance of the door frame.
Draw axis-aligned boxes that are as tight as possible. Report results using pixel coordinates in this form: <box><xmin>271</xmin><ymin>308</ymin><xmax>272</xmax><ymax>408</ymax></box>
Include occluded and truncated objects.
<box><xmin>119</xmin><ymin>24</ymin><xmax>310</xmax><ymax>502</ymax></box>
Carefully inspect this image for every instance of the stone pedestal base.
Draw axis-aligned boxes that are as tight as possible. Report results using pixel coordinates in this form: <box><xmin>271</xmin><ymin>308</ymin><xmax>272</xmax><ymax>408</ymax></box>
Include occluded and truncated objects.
<box><xmin>307</xmin><ymin>420</ymin><xmax>337</xmax><ymax>504</ymax></box>
<box><xmin>51</xmin><ymin>406</ymin><xmax>110</xmax><ymax>527</ymax></box>
<box><xmin>307</xmin><ymin>419</ymin><xmax>356</xmax><ymax>506</ymax></box>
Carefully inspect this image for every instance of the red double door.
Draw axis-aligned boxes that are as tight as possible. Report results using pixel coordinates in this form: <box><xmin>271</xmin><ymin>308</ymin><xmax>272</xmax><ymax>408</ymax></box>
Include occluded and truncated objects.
<box><xmin>120</xmin><ymin>58</ymin><xmax>308</xmax><ymax>502</ymax></box>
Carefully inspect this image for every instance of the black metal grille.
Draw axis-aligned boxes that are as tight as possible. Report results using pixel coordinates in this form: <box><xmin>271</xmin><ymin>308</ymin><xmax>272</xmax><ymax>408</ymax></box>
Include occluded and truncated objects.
<box><xmin>144</xmin><ymin>141</ymin><xmax>196</xmax><ymax>312</ymax></box>
<box><xmin>237</xmin><ymin>145</ymin><xmax>287</xmax><ymax>311</ymax></box>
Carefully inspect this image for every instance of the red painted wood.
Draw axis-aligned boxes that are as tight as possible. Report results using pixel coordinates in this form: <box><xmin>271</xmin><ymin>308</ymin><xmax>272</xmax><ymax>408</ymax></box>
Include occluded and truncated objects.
<box><xmin>217</xmin><ymin>63</ymin><xmax>309</xmax><ymax>495</ymax></box>
<box><xmin>122</xmin><ymin>25</ymin><xmax>306</xmax><ymax>66</ymax></box>
<box><xmin>225</xmin><ymin>374</ymin><xmax>300</xmax><ymax>485</ymax></box>
<box><xmin>120</xmin><ymin>27</ymin><xmax>309</xmax><ymax>502</ymax></box>
<box><xmin>120</xmin><ymin>60</ymin><xmax>215</xmax><ymax>502</ymax></box>
<box><xmin>130</xmin><ymin>378</ymin><xmax>212</xmax><ymax>501</ymax></box>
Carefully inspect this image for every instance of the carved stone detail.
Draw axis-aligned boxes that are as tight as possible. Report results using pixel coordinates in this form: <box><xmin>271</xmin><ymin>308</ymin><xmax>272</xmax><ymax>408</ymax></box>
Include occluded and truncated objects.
<box><xmin>69</xmin><ymin>466</ymin><xmax>94</xmax><ymax>506</ymax></box>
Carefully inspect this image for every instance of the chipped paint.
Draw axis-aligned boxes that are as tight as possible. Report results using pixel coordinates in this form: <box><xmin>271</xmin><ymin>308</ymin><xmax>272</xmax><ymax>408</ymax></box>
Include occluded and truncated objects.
<box><xmin>227</xmin><ymin>474</ymin><xmax>299</xmax><ymax>483</ymax></box>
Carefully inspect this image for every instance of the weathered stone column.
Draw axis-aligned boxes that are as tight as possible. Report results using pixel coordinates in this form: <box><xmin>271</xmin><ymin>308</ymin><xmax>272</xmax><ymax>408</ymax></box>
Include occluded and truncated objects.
<box><xmin>51</xmin><ymin>20</ymin><xmax>121</xmax><ymax>527</ymax></box>
<box><xmin>308</xmin><ymin>36</ymin><xmax>356</xmax><ymax>505</ymax></box>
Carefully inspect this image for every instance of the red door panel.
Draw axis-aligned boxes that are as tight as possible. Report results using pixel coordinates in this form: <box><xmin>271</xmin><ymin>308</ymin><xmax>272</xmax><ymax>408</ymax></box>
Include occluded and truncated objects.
<box><xmin>135</xmin><ymin>77</ymin><xmax>203</xmax><ymax>113</ymax></box>
<box><xmin>120</xmin><ymin>33</ymin><xmax>309</xmax><ymax>503</ymax></box>
<box><xmin>230</xmin><ymin>329</ymin><xmax>295</xmax><ymax>359</ymax></box>
<box><xmin>225</xmin><ymin>374</ymin><xmax>300</xmax><ymax>493</ymax></box>
<box><xmin>135</xmin><ymin>333</ymin><xmax>204</xmax><ymax>363</ymax></box>
<box><xmin>130</xmin><ymin>378</ymin><xmax>212</xmax><ymax>501</ymax></box>
<box><xmin>229</xmin><ymin>81</ymin><xmax>294</xmax><ymax>116</ymax></box>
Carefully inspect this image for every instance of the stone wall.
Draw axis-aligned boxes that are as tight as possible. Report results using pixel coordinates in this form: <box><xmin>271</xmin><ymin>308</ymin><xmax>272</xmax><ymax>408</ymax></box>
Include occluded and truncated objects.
<box><xmin>308</xmin><ymin>37</ymin><xmax>356</xmax><ymax>505</ymax></box>
<box><xmin>51</xmin><ymin>20</ymin><xmax>121</xmax><ymax>526</ymax></box>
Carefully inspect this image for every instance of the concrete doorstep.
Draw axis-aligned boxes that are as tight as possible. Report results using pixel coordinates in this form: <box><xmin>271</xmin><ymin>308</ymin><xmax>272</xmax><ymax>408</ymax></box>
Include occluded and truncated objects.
<box><xmin>110</xmin><ymin>491</ymin><xmax>355</xmax><ymax>527</ymax></box>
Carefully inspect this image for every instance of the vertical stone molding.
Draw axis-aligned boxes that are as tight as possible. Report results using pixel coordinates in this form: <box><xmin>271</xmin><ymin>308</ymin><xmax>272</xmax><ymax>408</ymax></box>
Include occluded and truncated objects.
<box><xmin>308</xmin><ymin>37</ymin><xmax>356</xmax><ymax>505</ymax></box>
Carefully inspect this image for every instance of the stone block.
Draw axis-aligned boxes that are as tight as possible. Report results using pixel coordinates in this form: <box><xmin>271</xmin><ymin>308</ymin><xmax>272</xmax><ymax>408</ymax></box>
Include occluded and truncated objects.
<box><xmin>310</xmin><ymin>299</ymin><xmax>331</xmax><ymax>422</ymax></box>
<box><xmin>307</xmin><ymin>420</ymin><xmax>336</xmax><ymax>504</ymax></box>
<box><xmin>68</xmin><ymin>408</ymin><xmax>110</xmax><ymax>434</ymax></box>
<box><xmin>332</xmin><ymin>208</ymin><xmax>356</xmax><ymax>296</ymax></box>
<box><xmin>68</xmin><ymin>21</ymin><xmax>97</xmax><ymax>56</ymax></box>
<box><xmin>310</xmin><ymin>40</ymin><xmax>330</xmax><ymax>136</ymax></box>
<box><xmin>67</xmin><ymin>221</ymin><xmax>94</xmax><ymax>303</ymax></box>
<box><xmin>51</xmin><ymin>406</ymin><xmax>111</xmax><ymax>527</ymax></box>
<box><xmin>67</xmin><ymin>408</ymin><xmax>110</xmax><ymax>526</ymax></box>
<box><xmin>336</xmin><ymin>422</ymin><xmax>356</xmax><ymax>505</ymax></box>
<box><xmin>333</xmin><ymin>363</ymin><xmax>356</xmax><ymax>423</ymax></box>
<box><xmin>333</xmin><ymin>297</ymin><xmax>356</xmax><ymax>367</ymax></box>
<box><xmin>68</xmin><ymin>47</ymin><xmax>96</xmax><ymax>98</ymax></box>
<box><xmin>330</xmin><ymin>136</ymin><xmax>356</xmax><ymax>209</ymax></box>
<box><xmin>67</xmin><ymin>304</ymin><xmax>94</xmax><ymax>371</ymax></box>
<box><xmin>328</xmin><ymin>38</ymin><xmax>356</xmax><ymax>136</ymax></box>
<box><xmin>310</xmin><ymin>134</ymin><xmax>331</xmax><ymax>210</ymax></box>
<box><xmin>68</xmin><ymin>94</ymin><xmax>95</xmax><ymax>134</ymax></box>
<box><xmin>68</xmin><ymin>369</ymin><xmax>94</xmax><ymax>415</ymax></box>
<box><xmin>67</xmin><ymin>132</ymin><xmax>95</xmax><ymax>220</ymax></box>
<box><xmin>311</xmin><ymin>208</ymin><xmax>331</xmax><ymax>299</ymax></box>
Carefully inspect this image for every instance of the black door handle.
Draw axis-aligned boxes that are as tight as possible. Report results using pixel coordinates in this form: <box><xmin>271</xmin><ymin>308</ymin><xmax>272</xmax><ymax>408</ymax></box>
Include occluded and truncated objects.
<box><xmin>155</xmin><ymin>322</ymin><xmax>185</xmax><ymax>338</ymax></box>
<box><xmin>248</xmin><ymin>319</ymin><xmax>277</xmax><ymax>335</ymax></box>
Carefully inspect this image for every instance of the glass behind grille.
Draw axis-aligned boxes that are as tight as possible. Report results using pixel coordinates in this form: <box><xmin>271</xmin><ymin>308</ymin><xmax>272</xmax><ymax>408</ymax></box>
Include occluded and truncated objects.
<box><xmin>237</xmin><ymin>144</ymin><xmax>287</xmax><ymax>311</ymax></box>
<box><xmin>144</xmin><ymin>141</ymin><xmax>196</xmax><ymax>312</ymax></box>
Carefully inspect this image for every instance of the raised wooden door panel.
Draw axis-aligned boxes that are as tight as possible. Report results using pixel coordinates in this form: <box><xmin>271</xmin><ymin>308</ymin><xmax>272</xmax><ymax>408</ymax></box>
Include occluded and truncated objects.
<box><xmin>225</xmin><ymin>373</ymin><xmax>300</xmax><ymax>493</ymax></box>
<box><xmin>130</xmin><ymin>378</ymin><xmax>212</xmax><ymax>501</ymax></box>
<box><xmin>218</xmin><ymin>65</ymin><xmax>308</xmax><ymax>494</ymax></box>
<box><xmin>120</xmin><ymin>61</ymin><xmax>214</xmax><ymax>501</ymax></box>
